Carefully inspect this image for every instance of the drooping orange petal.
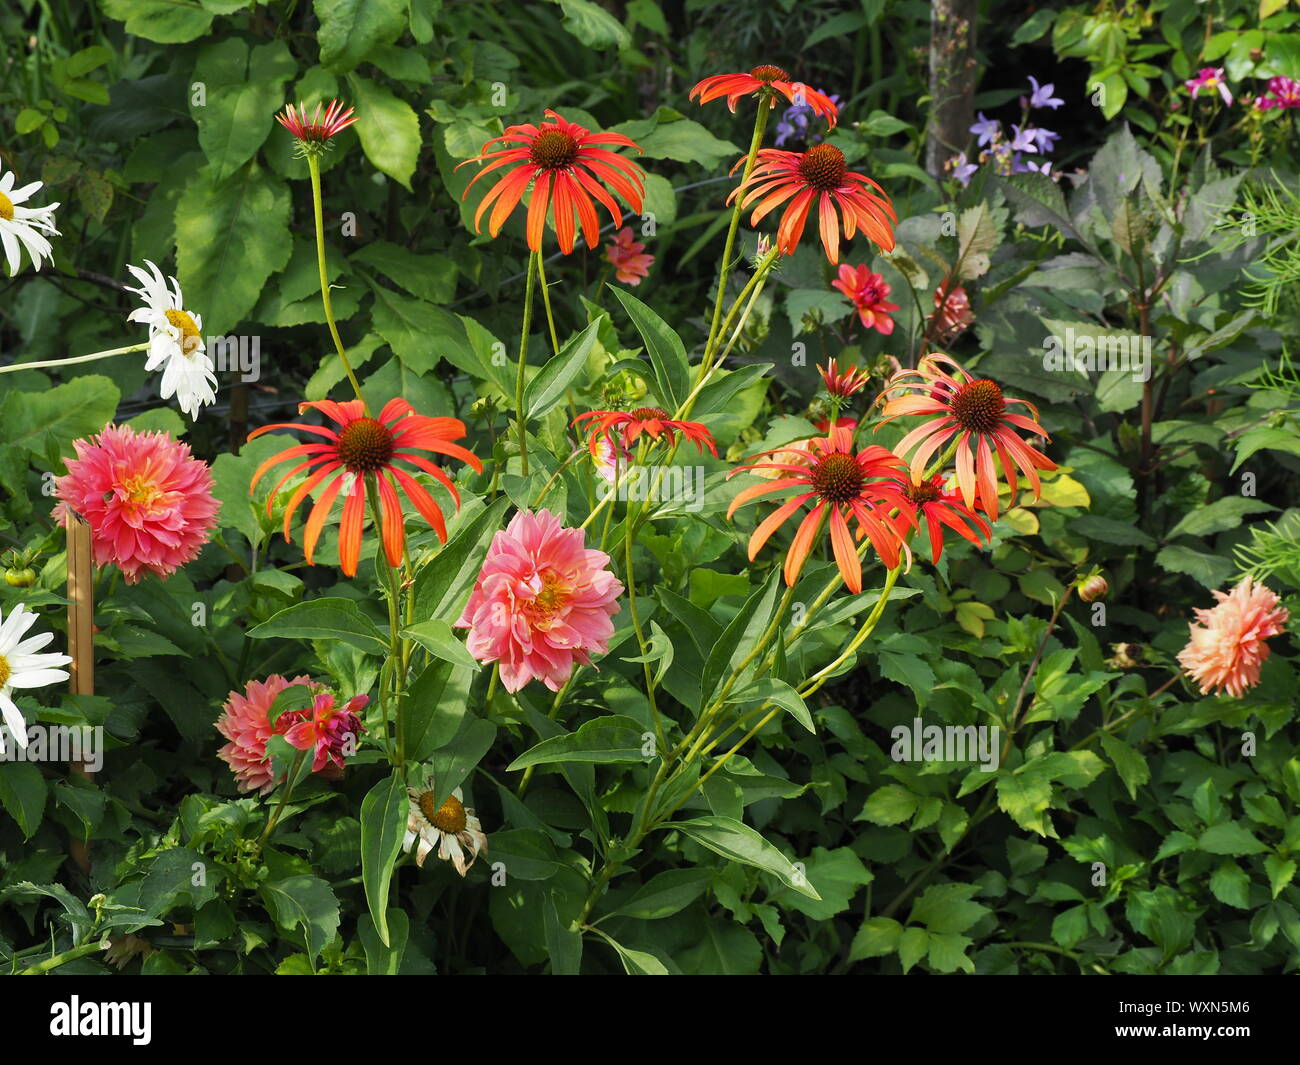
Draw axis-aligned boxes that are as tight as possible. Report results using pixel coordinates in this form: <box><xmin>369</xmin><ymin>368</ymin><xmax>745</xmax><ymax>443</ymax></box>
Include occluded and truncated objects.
<box><xmin>338</xmin><ymin>475</ymin><xmax>366</xmax><ymax>577</ymax></box>
<box><xmin>828</xmin><ymin>505</ymin><xmax>861</xmax><ymax>593</ymax></box>
<box><xmin>748</xmin><ymin>492</ymin><xmax>816</xmax><ymax>558</ymax></box>
<box><xmin>783</xmin><ymin>503</ymin><xmax>824</xmax><ymax>588</ymax></box>
<box><xmin>375</xmin><ymin>471</ymin><xmax>406</xmax><ymax>567</ymax></box>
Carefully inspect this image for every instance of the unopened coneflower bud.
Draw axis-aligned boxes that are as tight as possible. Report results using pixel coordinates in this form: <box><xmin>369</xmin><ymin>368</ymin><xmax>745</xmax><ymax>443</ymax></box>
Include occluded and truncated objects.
<box><xmin>1077</xmin><ymin>574</ymin><xmax>1108</xmax><ymax>603</ymax></box>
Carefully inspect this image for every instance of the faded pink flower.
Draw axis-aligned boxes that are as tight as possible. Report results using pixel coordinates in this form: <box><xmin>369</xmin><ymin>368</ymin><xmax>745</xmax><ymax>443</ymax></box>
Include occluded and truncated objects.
<box><xmin>1186</xmin><ymin>67</ymin><xmax>1232</xmax><ymax>106</ymax></box>
<box><xmin>831</xmin><ymin>264</ymin><xmax>898</xmax><ymax>334</ymax></box>
<box><xmin>605</xmin><ymin>226</ymin><xmax>654</xmax><ymax>285</ymax></box>
<box><xmin>1177</xmin><ymin>577</ymin><xmax>1289</xmax><ymax>698</ymax></box>
<box><xmin>215</xmin><ymin>675</ymin><xmax>366</xmax><ymax>793</ymax></box>
<box><xmin>457</xmin><ymin>509</ymin><xmax>623</xmax><ymax>692</ymax></box>
<box><xmin>930</xmin><ymin>281</ymin><xmax>974</xmax><ymax>344</ymax></box>
<box><xmin>53</xmin><ymin>424</ymin><xmax>218</xmax><ymax>584</ymax></box>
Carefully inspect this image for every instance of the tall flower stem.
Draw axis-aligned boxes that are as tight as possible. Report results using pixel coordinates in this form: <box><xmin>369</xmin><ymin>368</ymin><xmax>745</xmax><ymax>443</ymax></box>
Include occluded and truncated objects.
<box><xmin>535</xmin><ymin>251</ymin><xmax>561</xmax><ymax>353</ymax></box>
<box><xmin>0</xmin><ymin>341</ymin><xmax>149</xmax><ymax>375</ymax></box>
<box><xmin>368</xmin><ymin>481</ymin><xmax>408</xmax><ymax>768</ymax></box>
<box><xmin>307</xmin><ymin>153</ymin><xmax>366</xmax><ymax>407</ymax></box>
<box><xmin>621</xmin><ymin>495</ymin><xmax>667</xmax><ymax>757</ymax></box>
<box><xmin>701</xmin><ymin>103</ymin><xmax>771</xmax><ymax>374</ymax></box>
<box><xmin>515</xmin><ymin>250</ymin><xmax>539</xmax><ymax>476</ymax></box>
<box><xmin>255</xmin><ymin>748</ymin><xmax>308</xmax><ymax>854</ymax></box>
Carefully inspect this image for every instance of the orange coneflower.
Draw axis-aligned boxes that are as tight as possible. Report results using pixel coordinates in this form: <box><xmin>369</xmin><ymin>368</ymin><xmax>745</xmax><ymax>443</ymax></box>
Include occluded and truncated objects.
<box><xmin>876</xmin><ymin>353</ymin><xmax>1055</xmax><ymax>519</ymax></box>
<box><xmin>729</xmin><ymin>144</ymin><xmax>896</xmax><ymax>264</ymax></box>
<box><xmin>572</xmin><ymin>407</ymin><xmax>718</xmax><ymax>458</ymax></box>
<box><xmin>727</xmin><ymin>426</ymin><xmax>914</xmax><ymax>593</ymax></box>
<box><xmin>690</xmin><ymin>66</ymin><xmax>839</xmax><ymax>129</ymax></box>
<box><xmin>275</xmin><ymin>99</ymin><xmax>358</xmax><ymax>150</ymax></box>
<box><xmin>819</xmin><ymin>359</ymin><xmax>871</xmax><ymax>399</ymax></box>
<box><xmin>248</xmin><ymin>399</ymin><xmax>482</xmax><ymax>577</ymax></box>
<box><xmin>893</xmin><ymin>474</ymin><xmax>991</xmax><ymax>564</ymax></box>
<box><xmin>457</xmin><ymin>110</ymin><xmax>645</xmax><ymax>254</ymax></box>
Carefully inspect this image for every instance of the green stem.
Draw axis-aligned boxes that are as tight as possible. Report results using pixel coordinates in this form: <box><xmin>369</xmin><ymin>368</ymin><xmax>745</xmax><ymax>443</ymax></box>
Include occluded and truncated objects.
<box><xmin>308</xmin><ymin>153</ymin><xmax>365</xmax><ymax>407</ymax></box>
<box><xmin>255</xmin><ymin>748</ymin><xmax>308</xmax><ymax>854</ymax></box>
<box><xmin>0</xmin><ymin>341</ymin><xmax>149</xmax><ymax>375</ymax></box>
<box><xmin>516</xmin><ymin>250</ymin><xmax>539</xmax><ymax>476</ymax></box>
<box><xmin>536</xmin><ymin>251</ymin><xmax>560</xmax><ymax>353</ymax></box>
<box><xmin>19</xmin><ymin>939</ymin><xmax>108</xmax><ymax>975</ymax></box>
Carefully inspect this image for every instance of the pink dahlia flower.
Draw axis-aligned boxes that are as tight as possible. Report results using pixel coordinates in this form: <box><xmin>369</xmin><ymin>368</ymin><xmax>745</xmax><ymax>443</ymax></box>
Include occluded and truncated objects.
<box><xmin>457</xmin><ymin>509</ymin><xmax>623</xmax><ymax>692</ymax></box>
<box><xmin>831</xmin><ymin>264</ymin><xmax>899</xmax><ymax>334</ymax></box>
<box><xmin>54</xmin><ymin>424</ymin><xmax>218</xmax><ymax>584</ymax></box>
<box><xmin>215</xmin><ymin>675</ymin><xmax>367</xmax><ymax>793</ymax></box>
<box><xmin>1176</xmin><ymin>577</ymin><xmax>1289</xmax><ymax>698</ymax></box>
<box><xmin>605</xmin><ymin>226</ymin><xmax>654</xmax><ymax>285</ymax></box>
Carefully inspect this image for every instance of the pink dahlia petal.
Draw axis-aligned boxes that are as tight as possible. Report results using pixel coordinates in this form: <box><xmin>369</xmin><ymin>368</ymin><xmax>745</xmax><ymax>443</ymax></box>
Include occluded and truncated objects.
<box><xmin>457</xmin><ymin>509</ymin><xmax>624</xmax><ymax>692</ymax></box>
<box><xmin>1176</xmin><ymin>577</ymin><xmax>1289</xmax><ymax>698</ymax></box>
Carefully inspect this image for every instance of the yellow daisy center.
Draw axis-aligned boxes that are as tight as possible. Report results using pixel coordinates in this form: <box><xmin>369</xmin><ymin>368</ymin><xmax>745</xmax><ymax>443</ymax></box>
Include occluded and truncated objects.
<box><xmin>164</xmin><ymin>308</ymin><xmax>203</xmax><ymax>357</ymax></box>
<box><xmin>0</xmin><ymin>653</ymin><xmax>10</xmax><ymax>688</ymax></box>
<box><xmin>0</xmin><ymin>191</ymin><xmax>12</xmax><ymax>221</ymax></box>
<box><xmin>419</xmin><ymin>791</ymin><xmax>467</xmax><ymax>834</ymax></box>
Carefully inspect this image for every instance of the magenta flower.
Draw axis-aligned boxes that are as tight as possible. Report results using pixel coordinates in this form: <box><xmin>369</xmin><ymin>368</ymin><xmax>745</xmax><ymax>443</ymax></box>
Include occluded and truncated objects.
<box><xmin>457</xmin><ymin>509</ymin><xmax>623</xmax><ymax>692</ymax></box>
<box><xmin>283</xmin><ymin>690</ymin><xmax>368</xmax><ymax>775</ymax></box>
<box><xmin>1186</xmin><ymin>68</ymin><xmax>1232</xmax><ymax>106</ymax></box>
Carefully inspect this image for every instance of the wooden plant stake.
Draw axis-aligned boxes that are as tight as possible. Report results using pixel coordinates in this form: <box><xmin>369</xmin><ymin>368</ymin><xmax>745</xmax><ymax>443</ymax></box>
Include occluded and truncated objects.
<box><xmin>65</xmin><ymin>511</ymin><xmax>95</xmax><ymax>874</ymax></box>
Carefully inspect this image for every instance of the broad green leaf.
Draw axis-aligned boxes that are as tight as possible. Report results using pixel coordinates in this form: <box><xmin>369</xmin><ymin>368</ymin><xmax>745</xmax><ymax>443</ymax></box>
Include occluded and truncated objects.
<box><xmin>611</xmin><ymin>287</ymin><xmax>690</xmax><ymax>410</ymax></box>
<box><xmin>849</xmin><ymin>916</ymin><xmax>903</xmax><ymax>960</ymax></box>
<box><xmin>614</xmin><ymin>868</ymin><xmax>711</xmax><ymax>920</ymax></box>
<box><xmin>247</xmin><ymin>597</ymin><xmax>388</xmax><ymax>654</ymax></box>
<box><xmin>524</xmin><ymin>320</ymin><xmax>601</xmax><ymax>419</ymax></box>
<box><xmin>1155</xmin><ymin>544</ymin><xmax>1234</xmax><ymax>590</ymax></box>
<box><xmin>101</xmin><ymin>0</ymin><xmax>214</xmax><ymax>42</ymax></box>
<box><xmin>1167</xmin><ymin>497</ymin><xmax>1276</xmax><ymax>539</ymax></box>
<box><xmin>360</xmin><ymin>772</ymin><xmax>408</xmax><ymax>947</ymax></box>
<box><xmin>909</xmin><ymin>882</ymin><xmax>989</xmax><ymax>935</ymax></box>
<box><xmin>190</xmin><ymin>38</ymin><xmax>296</xmax><ymax>180</ymax></box>
<box><xmin>429</xmin><ymin>716</ymin><xmax>496</xmax><ymax>810</ymax></box>
<box><xmin>1099</xmin><ymin>732</ymin><xmax>1150</xmax><ymax>799</ymax></box>
<box><xmin>404</xmin><ymin>657</ymin><xmax>475</xmax><ymax>764</ymax></box>
<box><xmin>548</xmin><ymin>0</ymin><xmax>632</xmax><ymax>49</ymax></box>
<box><xmin>726</xmin><ymin>677</ymin><xmax>814</xmax><ymax>733</ymax></box>
<box><xmin>700</xmin><ymin>569</ymin><xmax>781</xmax><ymax>711</ymax></box>
<box><xmin>1198</xmin><ymin>821</ymin><xmax>1269</xmax><ymax>856</ymax></box>
<box><xmin>259</xmin><ymin>875</ymin><xmax>341</xmax><ymax>960</ymax></box>
<box><xmin>347</xmin><ymin>74</ymin><xmax>421</xmax><ymax>189</ymax></box>
<box><xmin>402</xmin><ymin>619</ymin><xmax>480</xmax><ymax>670</ymax></box>
<box><xmin>175</xmin><ymin>161</ymin><xmax>292</xmax><ymax>337</ymax></box>
<box><xmin>543</xmin><ymin>896</ymin><xmax>583</xmax><ymax>974</ymax></box>
<box><xmin>673</xmin><ymin>815</ymin><xmax>821</xmax><ymax>900</ymax></box>
<box><xmin>856</xmin><ymin>784</ymin><xmax>918</xmax><ymax>827</ymax></box>
<box><xmin>412</xmin><ymin>496</ymin><xmax>511</xmax><ymax>623</ymax></box>
<box><xmin>358</xmin><ymin>908</ymin><xmax>409</xmax><ymax>974</ymax></box>
<box><xmin>315</xmin><ymin>0</ymin><xmax>407</xmax><ymax>73</ymax></box>
<box><xmin>0</xmin><ymin>762</ymin><xmax>47</xmax><ymax>839</ymax></box>
<box><xmin>507</xmin><ymin>715</ymin><xmax>648</xmax><ymax>771</ymax></box>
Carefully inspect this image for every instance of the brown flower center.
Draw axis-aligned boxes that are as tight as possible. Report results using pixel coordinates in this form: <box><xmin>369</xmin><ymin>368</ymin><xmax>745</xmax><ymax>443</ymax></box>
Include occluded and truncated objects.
<box><xmin>419</xmin><ymin>791</ymin><xmax>467</xmax><ymax>834</ymax></box>
<box><xmin>798</xmin><ymin>144</ymin><xmax>847</xmax><ymax>191</ymax></box>
<box><xmin>0</xmin><ymin>191</ymin><xmax>12</xmax><ymax>221</ymax></box>
<box><xmin>631</xmin><ymin>407</ymin><xmax>669</xmax><ymax>421</ymax></box>
<box><xmin>809</xmin><ymin>452</ymin><xmax>864</xmax><ymax>504</ymax></box>
<box><xmin>336</xmin><ymin>417</ymin><xmax>395</xmax><ymax>473</ymax></box>
<box><xmin>904</xmin><ymin>481</ymin><xmax>941</xmax><ymax>505</ymax></box>
<box><xmin>529</xmin><ymin>129</ymin><xmax>580</xmax><ymax>171</ymax></box>
<box><xmin>750</xmin><ymin>65</ymin><xmax>791</xmax><ymax>83</ymax></box>
<box><xmin>949</xmin><ymin>379</ymin><xmax>1006</xmax><ymax>434</ymax></box>
<box><xmin>0</xmin><ymin>654</ymin><xmax>10</xmax><ymax>688</ymax></box>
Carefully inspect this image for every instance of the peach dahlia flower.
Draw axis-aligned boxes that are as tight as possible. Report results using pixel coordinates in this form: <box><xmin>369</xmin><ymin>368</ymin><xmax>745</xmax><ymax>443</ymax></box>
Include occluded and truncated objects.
<box><xmin>1177</xmin><ymin>577</ymin><xmax>1289</xmax><ymax>698</ymax></box>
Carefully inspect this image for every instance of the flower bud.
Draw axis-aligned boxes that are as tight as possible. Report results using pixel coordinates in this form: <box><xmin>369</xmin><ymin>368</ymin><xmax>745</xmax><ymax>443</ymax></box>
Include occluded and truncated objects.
<box><xmin>1077</xmin><ymin>574</ymin><xmax>1108</xmax><ymax>602</ymax></box>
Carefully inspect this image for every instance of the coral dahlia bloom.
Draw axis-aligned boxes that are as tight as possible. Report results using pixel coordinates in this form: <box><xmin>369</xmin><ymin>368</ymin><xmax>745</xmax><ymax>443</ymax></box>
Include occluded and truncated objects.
<box><xmin>727</xmin><ymin>426</ymin><xmax>914</xmax><ymax>593</ymax></box>
<box><xmin>876</xmin><ymin>353</ymin><xmax>1055</xmax><ymax>519</ymax></box>
<box><xmin>54</xmin><ymin>425</ymin><xmax>218</xmax><ymax>584</ymax></box>
<box><xmin>730</xmin><ymin>144</ymin><xmax>896</xmax><ymax>264</ymax></box>
<box><xmin>248</xmin><ymin>399</ymin><xmax>482</xmax><ymax>578</ymax></box>
<box><xmin>690</xmin><ymin>66</ymin><xmax>839</xmax><ymax>129</ymax></box>
<box><xmin>283</xmin><ymin>690</ymin><xmax>368</xmax><ymax>776</ymax></box>
<box><xmin>819</xmin><ymin>359</ymin><xmax>870</xmax><ymax>398</ymax></box>
<box><xmin>832</xmin><ymin>264</ymin><xmax>899</xmax><ymax>333</ymax></box>
<box><xmin>894</xmin><ymin>475</ymin><xmax>991</xmax><ymax>563</ymax></box>
<box><xmin>1177</xmin><ymin>578</ymin><xmax>1289</xmax><ymax>699</ymax></box>
<box><xmin>573</xmin><ymin>407</ymin><xmax>718</xmax><ymax>458</ymax></box>
<box><xmin>215</xmin><ymin>674</ymin><xmax>315</xmax><ymax>795</ymax></box>
<box><xmin>456</xmin><ymin>509</ymin><xmax>623</xmax><ymax>693</ymax></box>
<box><xmin>276</xmin><ymin>99</ymin><xmax>357</xmax><ymax>150</ymax></box>
<box><xmin>605</xmin><ymin>226</ymin><xmax>654</xmax><ymax>285</ymax></box>
<box><xmin>458</xmin><ymin>110</ymin><xmax>645</xmax><ymax>254</ymax></box>
<box><xmin>929</xmin><ymin>281</ymin><xmax>975</xmax><ymax>345</ymax></box>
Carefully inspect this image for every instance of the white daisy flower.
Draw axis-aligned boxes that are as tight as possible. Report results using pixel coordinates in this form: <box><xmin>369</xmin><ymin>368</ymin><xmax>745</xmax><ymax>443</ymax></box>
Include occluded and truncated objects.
<box><xmin>0</xmin><ymin>166</ymin><xmax>60</xmax><ymax>275</ymax></box>
<box><xmin>403</xmin><ymin>772</ymin><xmax>488</xmax><ymax>876</ymax></box>
<box><xmin>0</xmin><ymin>603</ymin><xmax>72</xmax><ymax>756</ymax></box>
<box><xmin>124</xmin><ymin>260</ymin><xmax>218</xmax><ymax>420</ymax></box>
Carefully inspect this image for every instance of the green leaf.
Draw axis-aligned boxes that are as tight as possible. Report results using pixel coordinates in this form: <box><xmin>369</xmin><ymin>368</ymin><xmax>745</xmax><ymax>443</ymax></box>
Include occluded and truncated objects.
<box><xmin>856</xmin><ymin>784</ymin><xmax>918</xmax><ymax>827</ymax></box>
<box><xmin>629</xmin><ymin>114</ymin><xmax>739</xmax><ymax>170</ymax></box>
<box><xmin>101</xmin><ymin>0</ymin><xmax>214</xmax><ymax>43</ymax></box>
<box><xmin>190</xmin><ymin>38</ymin><xmax>296</xmax><ymax>181</ymax></box>
<box><xmin>1209</xmin><ymin>861</ymin><xmax>1251</xmax><ymax>908</ymax></box>
<box><xmin>347</xmin><ymin>75</ymin><xmax>421</xmax><ymax>189</ymax></box>
<box><xmin>604</xmin><ymin>936</ymin><xmax>670</xmax><ymax>974</ymax></box>
<box><xmin>401</xmin><ymin>619</ymin><xmax>480</xmax><ymax>670</ymax></box>
<box><xmin>909</xmin><ymin>882</ymin><xmax>989</xmax><ymax>935</ymax></box>
<box><xmin>700</xmin><ymin>569</ymin><xmax>781</xmax><ymax>710</ymax></box>
<box><xmin>1068</xmin><ymin>515</ymin><xmax>1156</xmax><ymax>548</ymax></box>
<box><xmin>351</xmin><ymin>241</ymin><xmax>457</xmax><ymax>304</ymax></box>
<box><xmin>548</xmin><ymin>0</ymin><xmax>632</xmax><ymax>49</ymax></box>
<box><xmin>315</xmin><ymin>0</ymin><xmax>407</xmax><ymax>73</ymax></box>
<box><xmin>412</xmin><ymin>496</ymin><xmax>511</xmax><ymax>623</ymax></box>
<box><xmin>524</xmin><ymin>320</ymin><xmax>602</xmax><ymax>420</ymax></box>
<box><xmin>1167</xmin><ymin>497</ymin><xmax>1276</xmax><ymax>539</ymax></box>
<box><xmin>259</xmin><ymin>875</ymin><xmax>341</xmax><ymax>960</ymax></box>
<box><xmin>360</xmin><ymin>772</ymin><xmax>408</xmax><ymax>947</ymax></box>
<box><xmin>507</xmin><ymin>715</ymin><xmax>648</xmax><ymax>770</ymax></box>
<box><xmin>247</xmin><ymin>597</ymin><xmax>388</xmax><ymax>654</ymax></box>
<box><xmin>1155</xmin><ymin>544</ymin><xmax>1234</xmax><ymax>590</ymax></box>
<box><xmin>1098</xmin><ymin>732</ymin><xmax>1150</xmax><ymax>799</ymax></box>
<box><xmin>898</xmin><ymin>926</ymin><xmax>929</xmax><ymax>973</ymax></box>
<box><xmin>1265</xmin><ymin>855</ymin><xmax>1296</xmax><ymax>899</ymax></box>
<box><xmin>429</xmin><ymin>717</ymin><xmax>496</xmax><ymax>810</ymax></box>
<box><xmin>611</xmin><ymin>287</ymin><xmax>690</xmax><ymax>410</ymax></box>
<box><xmin>691</xmin><ymin>364</ymin><xmax>771</xmax><ymax>421</ymax></box>
<box><xmin>368</xmin><ymin>286</ymin><xmax>457</xmax><ymax>376</ymax></box>
<box><xmin>727</xmin><ymin>677</ymin><xmax>814</xmax><ymax>733</ymax></box>
<box><xmin>358</xmin><ymin>908</ymin><xmax>409</xmax><ymax>974</ymax></box>
<box><xmin>673</xmin><ymin>815</ymin><xmax>821</xmax><ymax>900</ymax></box>
<box><xmin>1231</xmin><ymin>426</ymin><xmax>1300</xmax><ymax>472</ymax></box>
<box><xmin>0</xmin><ymin>762</ymin><xmax>47</xmax><ymax>839</ymax></box>
<box><xmin>614</xmin><ymin>868</ymin><xmax>712</xmax><ymax>920</ymax></box>
<box><xmin>1198</xmin><ymin>822</ymin><xmax>1269</xmax><ymax>855</ymax></box>
<box><xmin>175</xmin><ymin>161</ymin><xmax>292</xmax><ymax>337</ymax></box>
<box><xmin>849</xmin><ymin>916</ymin><xmax>902</xmax><ymax>960</ymax></box>
<box><xmin>543</xmin><ymin>896</ymin><xmax>583</xmax><ymax>974</ymax></box>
